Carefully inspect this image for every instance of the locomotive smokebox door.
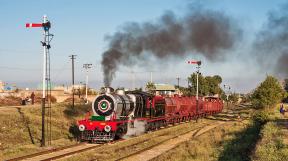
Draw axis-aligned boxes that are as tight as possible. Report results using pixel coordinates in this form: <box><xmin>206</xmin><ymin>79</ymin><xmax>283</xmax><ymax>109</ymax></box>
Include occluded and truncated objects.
<box><xmin>93</xmin><ymin>95</ymin><xmax>115</xmax><ymax>117</ymax></box>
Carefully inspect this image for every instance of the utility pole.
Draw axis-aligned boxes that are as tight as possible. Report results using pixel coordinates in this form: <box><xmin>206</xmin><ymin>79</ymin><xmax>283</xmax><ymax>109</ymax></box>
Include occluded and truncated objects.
<box><xmin>150</xmin><ymin>71</ymin><xmax>153</xmax><ymax>83</ymax></box>
<box><xmin>83</xmin><ymin>63</ymin><xmax>92</xmax><ymax>104</ymax></box>
<box><xmin>70</xmin><ymin>55</ymin><xmax>76</xmax><ymax>108</ymax></box>
<box><xmin>26</xmin><ymin>15</ymin><xmax>53</xmax><ymax>147</ymax></box>
<box><xmin>176</xmin><ymin>77</ymin><xmax>180</xmax><ymax>87</ymax></box>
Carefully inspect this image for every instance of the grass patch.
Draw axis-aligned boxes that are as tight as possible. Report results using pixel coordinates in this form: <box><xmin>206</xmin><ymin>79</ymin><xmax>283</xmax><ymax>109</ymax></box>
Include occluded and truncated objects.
<box><xmin>150</xmin><ymin>106</ymin><xmax>257</xmax><ymax>161</ymax></box>
<box><xmin>252</xmin><ymin>122</ymin><xmax>288</xmax><ymax>161</ymax></box>
<box><xmin>218</xmin><ymin>121</ymin><xmax>263</xmax><ymax>161</ymax></box>
<box><xmin>152</xmin><ymin>121</ymin><xmax>250</xmax><ymax>161</ymax></box>
<box><xmin>0</xmin><ymin>95</ymin><xmax>22</xmax><ymax>106</ymax></box>
<box><xmin>63</xmin><ymin>103</ymin><xmax>91</xmax><ymax>118</ymax></box>
<box><xmin>0</xmin><ymin>103</ymin><xmax>89</xmax><ymax>160</ymax></box>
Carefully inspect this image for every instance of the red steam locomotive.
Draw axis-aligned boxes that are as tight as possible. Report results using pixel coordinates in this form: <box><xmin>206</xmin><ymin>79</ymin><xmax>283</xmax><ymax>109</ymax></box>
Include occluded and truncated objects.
<box><xmin>77</xmin><ymin>87</ymin><xmax>223</xmax><ymax>142</ymax></box>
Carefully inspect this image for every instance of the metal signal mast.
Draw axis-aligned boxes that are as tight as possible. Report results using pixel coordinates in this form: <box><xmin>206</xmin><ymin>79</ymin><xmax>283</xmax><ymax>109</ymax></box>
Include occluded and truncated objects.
<box><xmin>83</xmin><ymin>63</ymin><xmax>92</xmax><ymax>104</ymax></box>
<box><xmin>26</xmin><ymin>15</ymin><xmax>54</xmax><ymax>147</ymax></box>
<box><xmin>187</xmin><ymin>60</ymin><xmax>201</xmax><ymax>120</ymax></box>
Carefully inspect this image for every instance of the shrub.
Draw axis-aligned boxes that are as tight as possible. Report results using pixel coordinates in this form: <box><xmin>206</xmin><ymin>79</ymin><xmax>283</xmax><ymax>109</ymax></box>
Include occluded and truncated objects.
<box><xmin>253</xmin><ymin>122</ymin><xmax>288</xmax><ymax>161</ymax></box>
<box><xmin>252</xmin><ymin>110</ymin><xmax>269</xmax><ymax>125</ymax></box>
<box><xmin>0</xmin><ymin>95</ymin><xmax>22</xmax><ymax>106</ymax></box>
<box><xmin>68</xmin><ymin>123</ymin><xmax>81</xmax><ymax>140</ymax></box>
<box><xmin>63</xmin><ymin>97</ymin><xmax>84</xmax><ymax>103</ymax></box>
<box><xmin>251</xmin><ymin>76</ymin><xmax>284</xmax><ymax>109</ymax></box>
<box><xmin>63</xmin><ymin>103</ymin><xmax>91</xmax><ymax>118</ymax></box>
<box><xmin>34</xmin><ymin>94</ymin><xmax>57</xmax><ymax>104</ymax></box>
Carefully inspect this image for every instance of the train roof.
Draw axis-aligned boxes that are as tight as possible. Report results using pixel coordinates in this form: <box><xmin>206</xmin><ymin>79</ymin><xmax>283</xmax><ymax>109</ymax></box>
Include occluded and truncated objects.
<box><xmin>126</xmin><ymin>91</ymin><xmax>154</xmax><ymax>97</ymax></box>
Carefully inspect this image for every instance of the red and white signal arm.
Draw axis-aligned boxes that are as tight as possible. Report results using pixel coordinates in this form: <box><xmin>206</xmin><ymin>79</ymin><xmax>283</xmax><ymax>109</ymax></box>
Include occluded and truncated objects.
<box><xmin>187</xmin><ymin>60</ymin><xmax>201</xmax><ymax>65</ymax></box>
<box><xmin>25</xmin><ymin>23</ymin><xmax>43</xmax><ymax>28</ymax></box>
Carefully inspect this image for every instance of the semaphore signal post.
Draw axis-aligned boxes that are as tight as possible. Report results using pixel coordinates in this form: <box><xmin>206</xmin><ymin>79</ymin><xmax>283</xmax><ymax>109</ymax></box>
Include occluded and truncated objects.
<box><xmin>26</xmin><ymin>15</ymin><xmax>54</xmax><ymax>147</ymax></box>
<box><xmin>187</xmin><ymin>60</ymin><xmax>201</xmax><ymax>121</ymax></box>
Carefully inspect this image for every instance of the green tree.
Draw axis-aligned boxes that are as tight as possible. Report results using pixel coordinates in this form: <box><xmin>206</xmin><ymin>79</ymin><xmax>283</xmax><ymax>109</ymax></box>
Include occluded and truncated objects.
<box><xmin>186</xmin><ymin>74</ymin><xmax>223</xmax><ymax>96</ymax></box>
<box><xmin>206</xmin><ymin>75</ymin><xmax>223</xmax><ymax>95</ymax></box>
<box><xmin>284</xmin><ymin>79</ymin><xmax>288</xmax><ymax>92</ymax></box>
<box><xmin>213</xmin><ymin>75</ymin><xmax>222</xmax><ymax>84</ymax></box>
<box><xmin>251</xmin><ymin>76</ymin><xmax>284</xmax><ymax>109</ymax></box>
<box><xmin>178</xmin><ymin>86</ymin><xmax>192</xmax><ymax>96</ymax></box>
<box><xmin>188</xmin><ymin>73</ymin><xmax>208</xmax><ymax>96</ymax></box>
<box><xmin>145</xmin><ymin>81</ymin><xmax>156</xmax><ymax>94</ymax></box>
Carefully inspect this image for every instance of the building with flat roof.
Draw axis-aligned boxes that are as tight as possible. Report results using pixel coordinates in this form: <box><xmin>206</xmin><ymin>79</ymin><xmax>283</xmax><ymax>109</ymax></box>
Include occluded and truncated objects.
<box><xmin>153</xmin><ymin>84</ymin><xmax>176</xmax><ymax>96</ymax></box>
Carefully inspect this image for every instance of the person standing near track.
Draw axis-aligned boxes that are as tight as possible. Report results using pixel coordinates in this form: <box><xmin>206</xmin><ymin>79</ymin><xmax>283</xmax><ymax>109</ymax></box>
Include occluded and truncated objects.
<box><xmin>280</xmin><ymin>103</ymin><xmax>286</xmax><ymax>116</ymax></box>
<box><xmin>31</xmin><ymin>92</ymin><xmax>35</xmax><ymax>105</ymax></box>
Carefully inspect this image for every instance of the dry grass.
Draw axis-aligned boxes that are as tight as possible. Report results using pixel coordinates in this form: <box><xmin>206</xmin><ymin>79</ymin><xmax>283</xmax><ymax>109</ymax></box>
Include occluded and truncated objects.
<box><xmin>0</xmin><ymin>95</ymin><xmax>22</xmax><ymax>106</ymax></box>
<box><xmin>0</xmin><ymin>103</ymin><xmax>86</xmax><ymax>160</ymax></box>
<box><xmin>151</xmin><ymin>121</ymin><xmax>250</xmax><ymax>161</ymax></box>
<box><xmin>33</xmin><ymin>94</ymin><xmax>57</xmax><ymax>104</ymax></box>
<box><xmin>252</xmin><ymin>122</ymin><xmax>288</xmax><ymax>161</ymax></box>
<box><xmin>0</xmin><ymin>103</ymin><xmax>257</xmax><ymax>161</ymax></box>
<box><xmin>148</xmin><ymin>106</ymin><xmax>257</xmax><ymax>161</ymax></box>
<box><xmin>252</xmin><ymin>104</ymin><xmax>288</xmax><ymax>161</ymax></box>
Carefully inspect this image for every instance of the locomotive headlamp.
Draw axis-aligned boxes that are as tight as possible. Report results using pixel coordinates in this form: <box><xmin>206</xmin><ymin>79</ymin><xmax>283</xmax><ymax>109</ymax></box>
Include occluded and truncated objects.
<box><xmin>104</xmin><ymin>125</ymin><xmax>111</xmax><ymax>132</ymax></box>
<box><xmin>98</xmin><ymin>100</ymin><xmax>110</xmax><ymax>112</ymax></box>
<box><xmin>101</xmin><ymin>102</ymin><xmax>108</xmax><ymax>110</ymax></box>
<box><xmin>79</xmin><ymin>124</ymin><xmax>85</xmax><ymax>132</ymax></box>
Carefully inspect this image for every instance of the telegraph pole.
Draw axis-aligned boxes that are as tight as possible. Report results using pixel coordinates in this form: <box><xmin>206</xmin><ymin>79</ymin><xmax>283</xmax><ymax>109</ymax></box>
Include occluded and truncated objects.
<box><xmin>176</xmin><ymin>77</ymin><xmax>180</xmax><ymax>87</ymax></box>
<box><xmin>83</xmin><ymin>63</ymin><xmax>92</xmax><ymax>104</ymax></box>
<box><xmin>70</xmin><ymin>55</ymin><xmax>76</xmax><ymax>108</ymax></box>
<box><xmin>26</xmin><ymin>15</ymin><xmax>53</xmax><ymax>147</ymax></box>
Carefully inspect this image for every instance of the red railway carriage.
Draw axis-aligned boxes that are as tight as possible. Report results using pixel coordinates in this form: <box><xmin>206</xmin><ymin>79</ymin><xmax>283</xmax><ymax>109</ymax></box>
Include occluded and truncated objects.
<box><xmin>203</xmin><ymin>97</ymin><xmax>223</xmax><ymax>114</ymax></box>
<box><xmin>77</xmin><ymin>87</ymin><xmax>223</xmax><ymax>142</ymax></box>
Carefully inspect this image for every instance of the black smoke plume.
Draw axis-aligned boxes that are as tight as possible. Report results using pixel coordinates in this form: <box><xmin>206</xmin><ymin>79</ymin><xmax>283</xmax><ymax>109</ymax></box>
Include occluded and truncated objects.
<box><xmin>253</xmin><ymin>5</ymin><xmax>288</xmax><ymax>77</ymax></box>
<box><xmin>101</xmin><ymin>8</ymin><xmax>241</xmax><ymax>86</ymax></box>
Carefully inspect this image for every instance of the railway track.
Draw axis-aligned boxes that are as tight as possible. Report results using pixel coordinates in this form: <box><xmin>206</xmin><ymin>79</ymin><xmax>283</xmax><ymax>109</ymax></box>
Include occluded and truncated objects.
<box><xmin>6</xmin><ymin>121</ymin><xmax>191</xmax><ymax>161</ymax></box>
<box><xmin>6</xmin><ymin>142</ymin><xmax>100</xmax><ymax>161</ymax></box>
<box><xmin>74</xmin><ymin>120</ymin><xmax>218</xmax><ymax>161</ymax></box>
<box><xmin>115</xmin><ymin>121</ymin><xmax>226</xmax><ymax>161</ymax></box>
<box><xmin>6</xmin><ymin>119</ymin><xmax>221</xmax><ymax>161</ymax></box>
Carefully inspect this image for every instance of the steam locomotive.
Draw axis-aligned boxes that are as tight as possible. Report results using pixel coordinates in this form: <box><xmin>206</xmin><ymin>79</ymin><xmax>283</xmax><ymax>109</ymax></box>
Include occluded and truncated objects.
<box><xmin>77</xmin><ymin>87</ymin><xmax>223</xmax><ymax>142</ymax></box>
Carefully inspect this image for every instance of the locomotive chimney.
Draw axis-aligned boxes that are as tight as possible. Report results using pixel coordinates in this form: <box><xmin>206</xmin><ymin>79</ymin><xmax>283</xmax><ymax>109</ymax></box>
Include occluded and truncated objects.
<box><xmin>101</xmin><ymin>87</ymin><xmax>114</xmax><ymax>94</ymax></box>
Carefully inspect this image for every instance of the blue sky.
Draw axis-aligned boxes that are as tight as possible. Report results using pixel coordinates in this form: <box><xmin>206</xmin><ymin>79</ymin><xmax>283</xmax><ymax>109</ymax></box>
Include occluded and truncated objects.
<box><xmin>0</xmin><ymin>0</ymin><xmax>287</xmax><ymax>93</ymax></box>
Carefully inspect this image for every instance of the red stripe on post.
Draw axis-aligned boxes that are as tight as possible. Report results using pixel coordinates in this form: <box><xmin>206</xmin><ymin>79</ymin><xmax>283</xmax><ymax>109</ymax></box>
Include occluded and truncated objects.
<box><xmin>187</xmin><ymin>60</ymin><xmax>198</xmax><ymax>64</ymax></box>
<box><xmin>25</xmin><ymin>23</ymin><xmax>43</xmax><ymax>28</ymax></box>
